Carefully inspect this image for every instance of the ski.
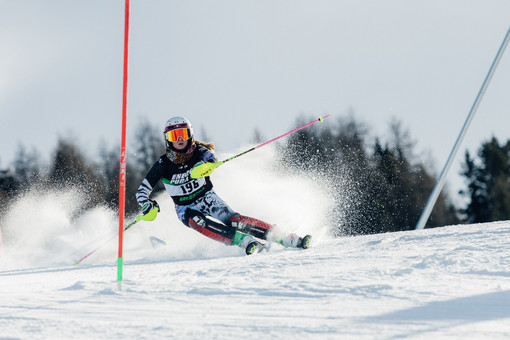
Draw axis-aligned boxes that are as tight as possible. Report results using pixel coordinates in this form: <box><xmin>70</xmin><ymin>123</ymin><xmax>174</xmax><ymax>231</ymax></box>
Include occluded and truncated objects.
<box><xmin>149</xmin><ymin>236</ymin><xmax>167</xmax><ymax>247</ymax></box>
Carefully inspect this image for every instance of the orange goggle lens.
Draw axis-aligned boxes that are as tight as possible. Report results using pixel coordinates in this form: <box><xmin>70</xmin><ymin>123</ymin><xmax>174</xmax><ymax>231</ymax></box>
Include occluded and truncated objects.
<box><xmin>166</xmin><ymin>128</ymin><xmax>191</xmax><ymax>142</ymax></box>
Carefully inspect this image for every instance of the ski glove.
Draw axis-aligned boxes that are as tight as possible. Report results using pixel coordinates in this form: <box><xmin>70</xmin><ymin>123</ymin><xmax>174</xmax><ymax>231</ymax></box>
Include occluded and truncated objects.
<box><xmin>141</xmin><ymin>200</ymin><xmax>160</xmax><ymax>221</ymax></box>
<box><xmin>191</xmin><ymin>161</ymin><xmax>218</xmax><ymax>179</ymax></box>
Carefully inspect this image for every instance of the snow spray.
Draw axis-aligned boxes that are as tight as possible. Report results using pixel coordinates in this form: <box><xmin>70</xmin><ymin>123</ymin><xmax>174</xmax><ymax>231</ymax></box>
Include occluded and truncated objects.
<box><xmin>0</xmin><ymin>147</ymin><xmax>335</xmax><ymax>270</ymax></box>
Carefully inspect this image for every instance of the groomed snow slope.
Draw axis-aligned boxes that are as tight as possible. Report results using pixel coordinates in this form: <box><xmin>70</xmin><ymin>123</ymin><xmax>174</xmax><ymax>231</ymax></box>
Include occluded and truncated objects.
<box><xmin>2</xmin><ymin>221</ymin><xmax>510</xmax><ymax>339</ymax></box>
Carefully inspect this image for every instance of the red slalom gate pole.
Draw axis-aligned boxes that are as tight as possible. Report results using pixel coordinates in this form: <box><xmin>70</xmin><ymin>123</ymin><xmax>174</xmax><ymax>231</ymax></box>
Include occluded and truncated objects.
<box><xmin>117</xmin><ymin>0</ymin><xmax>130</xmax><ymax>289</ymax></box>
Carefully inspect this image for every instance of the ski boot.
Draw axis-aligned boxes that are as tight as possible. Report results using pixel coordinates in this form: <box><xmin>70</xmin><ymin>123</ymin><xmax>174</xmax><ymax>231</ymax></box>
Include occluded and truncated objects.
<box><xmin>234</xmin><ymin>231</ymin><xmax>264</xmax><ymax>255</ymax></box>
<box><xmin>299</xmin><ymin>235</ymin><xmax>312</xmax><ymax>249</ymax></box>
<box><xmin>245</xmin><ymin>240</ymin><xmax>263</xmax><ymax>255</ymax></box>
<box><xmin>280</xmin><ymin>233</ymin><xmax>312</xmax><ymax>249</ymax></box>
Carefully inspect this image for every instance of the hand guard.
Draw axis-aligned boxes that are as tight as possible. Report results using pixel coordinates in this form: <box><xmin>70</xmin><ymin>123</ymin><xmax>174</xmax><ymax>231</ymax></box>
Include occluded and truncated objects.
<box><xmin>141</xmin><ymin>200</ymin><xmax>160</xmax><ymax>221</ymax></box>
<box><xmin>191</xmin><ymin>161</ymin><xmax>219</xmax><ymax>179</ymax></box>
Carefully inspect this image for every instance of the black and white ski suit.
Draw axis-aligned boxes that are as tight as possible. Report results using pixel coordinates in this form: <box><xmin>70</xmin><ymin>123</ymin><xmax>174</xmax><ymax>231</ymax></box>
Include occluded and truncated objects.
<box><xmin>136</xmin><ymin>144</ymin><xmax>274</xmax><ymax>245</ymax></box>
<box><xmin>136</xmin><ymin>145</ymin><xmax>235</xmax><ymax>224</ymax></box>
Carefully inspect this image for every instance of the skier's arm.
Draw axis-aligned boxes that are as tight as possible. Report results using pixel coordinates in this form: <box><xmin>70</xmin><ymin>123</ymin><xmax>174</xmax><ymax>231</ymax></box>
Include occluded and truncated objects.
<box><xmin>136</xmin><ymin>160</ymin><xmax>163</xmax><ymax>218</ymax></box>
<box><xmin>136</xmin><ymin>178</ymin><xmax>157</xmax><ymax>207</ymax></box>
<box><xmin>202</xmin><ymin>147</ymin><xmax>217</xmax><ymax>163</ymax></box>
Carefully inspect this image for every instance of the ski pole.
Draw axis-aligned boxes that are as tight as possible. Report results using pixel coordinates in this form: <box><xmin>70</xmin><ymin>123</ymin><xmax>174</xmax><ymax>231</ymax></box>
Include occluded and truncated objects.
<box><xmin>191</xmin><ymin>115</ymin><xmax>330</xmax><ymax>178</ymax></box>
<box><xmin>73</xmin><ymin>215</ymin><xmax>143</xmax><ymax>265</ymax></box>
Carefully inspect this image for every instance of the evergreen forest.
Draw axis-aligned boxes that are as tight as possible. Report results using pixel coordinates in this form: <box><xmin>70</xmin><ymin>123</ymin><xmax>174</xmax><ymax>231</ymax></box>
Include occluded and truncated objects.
<box><xmin>1</xmin><ymin>115</ymin><xmax>509</xmax><ymax>235</ymax></box>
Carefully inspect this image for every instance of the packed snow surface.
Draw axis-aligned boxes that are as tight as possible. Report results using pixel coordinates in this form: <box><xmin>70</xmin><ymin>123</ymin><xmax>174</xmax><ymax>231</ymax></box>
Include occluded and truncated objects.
<box><xmin>2</xmin><ymin>221</ymin><xmax>510</xmax><ymax>339</ymax></box>
<box><xmin>1</xmin><ymin>148</ymin><xmax>510</xmax><ymax>339</ymax></box>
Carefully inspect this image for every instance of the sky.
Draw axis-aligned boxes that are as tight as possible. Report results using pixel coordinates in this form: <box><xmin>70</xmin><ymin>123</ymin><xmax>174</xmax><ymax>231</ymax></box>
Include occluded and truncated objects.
<box><xmin>1</xmin><ymin>0</ymin><xmax>509</xmax><ymax>203</ymax></box>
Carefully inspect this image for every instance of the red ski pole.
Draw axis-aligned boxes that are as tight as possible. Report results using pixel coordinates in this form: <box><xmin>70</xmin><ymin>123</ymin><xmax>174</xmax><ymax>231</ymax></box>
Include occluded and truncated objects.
<box><xmin>73</xmin><ymin>215</ymin><xmax>142</xmax><ymax>265</ymax></box>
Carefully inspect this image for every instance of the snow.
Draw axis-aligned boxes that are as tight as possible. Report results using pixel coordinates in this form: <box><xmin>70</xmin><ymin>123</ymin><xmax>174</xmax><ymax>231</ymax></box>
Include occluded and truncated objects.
<box><xmin>2</xmin><ymin>148</ymin><xmax>510</xmax><ymax>339</ymax></box>
<box><xmin>2</xmin><ymin>222</ymin><xmax>510</xmax><ymax>339</ymax></box>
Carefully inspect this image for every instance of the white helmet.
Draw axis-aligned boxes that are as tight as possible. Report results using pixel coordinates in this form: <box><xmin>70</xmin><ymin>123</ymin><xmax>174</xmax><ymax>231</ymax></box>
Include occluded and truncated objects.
<box><xmin>163</xmin><ymin>116</ymin><xmax>194</xmax><ymax>153</ymax></box>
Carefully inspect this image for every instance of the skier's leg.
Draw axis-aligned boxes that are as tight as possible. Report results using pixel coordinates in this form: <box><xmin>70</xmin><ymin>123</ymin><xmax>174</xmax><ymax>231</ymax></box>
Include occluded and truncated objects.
<box><xmin>228</xmin><ymin>213</ymin><xmax>274</xmax><ymax>240</ymax></box>
<box><xmin>183</xmin><ymin>209</ymin><xmax>235</xmax><ymax>245</ymax></box>
<box><xmin>229</xmin><ymin>214</ymin><xmax>311</xmax><ymax>248</ymax></box>
<box><xmin>182</xmin><ymin>209</ymin><xmax>259</xmax><ymax>252</ymax></box>
<box><xmin>175</xmin><ymin>192</ymin><xmax>264</xmax><ymax>253</ymax></box>
<box><xmin>193</xmin><ymin>190</ymin><xmax>236</xmax><ymax>226</ymax></box>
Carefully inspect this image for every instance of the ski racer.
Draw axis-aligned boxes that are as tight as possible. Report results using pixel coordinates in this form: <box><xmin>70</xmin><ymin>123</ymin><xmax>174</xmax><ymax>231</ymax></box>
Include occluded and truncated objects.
<box><xmin>136</xmin><ymin>116</ymin><xmax>310</xmax><ymax>254</ymax></box>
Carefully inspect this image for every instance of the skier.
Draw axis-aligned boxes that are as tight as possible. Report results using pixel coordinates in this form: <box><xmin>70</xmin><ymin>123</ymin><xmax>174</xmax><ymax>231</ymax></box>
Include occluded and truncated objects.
<box><xmin>136</xmin><ymin>116</ymin><xmax>310</xmax><ymax>254</ymax></box>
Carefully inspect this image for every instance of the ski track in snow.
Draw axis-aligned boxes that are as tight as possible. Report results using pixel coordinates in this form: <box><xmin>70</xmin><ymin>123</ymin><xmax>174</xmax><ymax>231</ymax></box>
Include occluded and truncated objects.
<box><xmin>1</xmin><ymin>148</ymin><xmax>510</xmax><ymax>339</ymax></box>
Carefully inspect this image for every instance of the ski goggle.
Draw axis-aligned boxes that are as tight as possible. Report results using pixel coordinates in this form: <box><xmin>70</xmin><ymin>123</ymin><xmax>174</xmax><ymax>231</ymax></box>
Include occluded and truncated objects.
<box><xmin>166</xmin><ymin>128</ymin><xmax>191</xmax><ymax>142</ymax></box>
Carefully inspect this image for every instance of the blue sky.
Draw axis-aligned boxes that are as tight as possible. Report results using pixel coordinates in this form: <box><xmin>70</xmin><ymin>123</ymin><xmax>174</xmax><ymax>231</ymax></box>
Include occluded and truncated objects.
<box><xmin>1</xmin><ymin>0</ymin><xmax>509</xmax><ymax>202</ymax></box>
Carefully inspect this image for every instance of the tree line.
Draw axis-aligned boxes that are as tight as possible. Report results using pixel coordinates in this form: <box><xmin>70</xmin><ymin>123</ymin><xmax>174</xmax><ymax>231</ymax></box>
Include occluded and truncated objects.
<box><xmin>0</xmin><ymin>118</ymin><xmax>164</xmax><ymax>218</ymax></box>
<box><xmin>1</xmin><ymin>115</ymin><xmax>509</xmax><ymax>235</ymax></box>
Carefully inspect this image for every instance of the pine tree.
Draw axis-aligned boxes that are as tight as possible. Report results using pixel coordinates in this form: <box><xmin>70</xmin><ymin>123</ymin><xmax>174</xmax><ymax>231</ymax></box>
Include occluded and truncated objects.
<box><xmin>460</xmin><ymin>137</ymin><xmax>510</xmax><ymax>223</ymax></box>
<box><xmin>12</xmin><ymin>144</ymin><xmax>40</xmax><ymax>192</ymax></box>
<box><xmin>133</xmin><ymin>117</ymin><xmax>164</xmax><ymax>175</ymax></box>
<box><xmin>279</xmin><ymin>115</ymin><xmax>459</xmax><ymax>235</ymax></box>
<box><xmin>46</xmin><ymin>138</ymin><xmax>104</xmax><ymax>211</ymax></box>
